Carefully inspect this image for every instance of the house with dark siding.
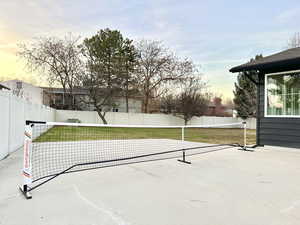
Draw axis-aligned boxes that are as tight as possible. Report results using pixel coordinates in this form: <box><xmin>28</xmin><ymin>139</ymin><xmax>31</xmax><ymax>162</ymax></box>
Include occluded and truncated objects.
<box><xmin>230</xmin><ymin>47</ymin><xmax>300</xmax><ymax>148</ymax></box>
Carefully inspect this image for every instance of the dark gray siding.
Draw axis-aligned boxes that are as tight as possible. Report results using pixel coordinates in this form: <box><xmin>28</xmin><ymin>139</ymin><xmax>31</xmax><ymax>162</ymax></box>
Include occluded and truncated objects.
<box><xmin>258</xmin><ymin>73</ymin><xmax>300</xmax><ymax>148</ymax></box>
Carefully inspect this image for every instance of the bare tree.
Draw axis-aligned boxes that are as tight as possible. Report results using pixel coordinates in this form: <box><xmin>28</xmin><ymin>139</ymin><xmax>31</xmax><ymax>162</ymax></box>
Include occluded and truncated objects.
<box><xmin>287</xmin><ymin>32</ymin><xmax>300</xmax><ymax>49</ymax></box>
<box><xmin>177</xmin><ymin>77</ymin><xmax>210</xmax><ymax>125</ymax></box>
<box><xmin>18</xmin><ymin>34</ymin><xmax>83</xmax><ymax>109</ymax></box>
<box><xmin>135</xmin><ymin>40</ymin><xmax>192</xmax><ymax>113</ymax></box>
<box><xmin>160</xmin><ymin>94</ymin><xmax>177</xmax><ymax>114</ymax></box>
<box><xmin>161</xmin><ymin>76</ymin><xmax>210</xmax><ymax>125</ymax></box>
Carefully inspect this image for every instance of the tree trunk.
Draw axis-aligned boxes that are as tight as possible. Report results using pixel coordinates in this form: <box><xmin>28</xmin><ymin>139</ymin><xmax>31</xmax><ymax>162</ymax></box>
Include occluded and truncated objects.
<box><xmin>143</xmin><ymin>98</ymin><xmax>149</xmax><ymax>113</ymax></box>
<box><xmin>184</xmin><ymin>118</ymin><xmax>188</xmax><ymax>125</ymax></box>
<box><xmin>126</xmin><ymin>94</ymin><xmax>129</xmax><ymax>113</ymax></box>
<box><xmin>125</xmin><ymin>78</ymin><xmax>129</xmax><ymax>113</ymax></box>
<box><xmin>96</xmin><ymin>110</ymin><xmax>108</xmax><ymax>124</ymax></box>
<box><xmin>143</xmin><ymin>92</ymin><xmax>150</xmax><ymax>113</ymax></box>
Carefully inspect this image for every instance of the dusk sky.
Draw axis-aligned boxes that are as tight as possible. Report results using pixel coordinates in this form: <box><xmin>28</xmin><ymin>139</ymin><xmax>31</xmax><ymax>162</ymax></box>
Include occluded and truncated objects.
<box><xmin>1</xmin><ymin>0</ymin><xmax>300</xmax><ymax>99</ymax></box>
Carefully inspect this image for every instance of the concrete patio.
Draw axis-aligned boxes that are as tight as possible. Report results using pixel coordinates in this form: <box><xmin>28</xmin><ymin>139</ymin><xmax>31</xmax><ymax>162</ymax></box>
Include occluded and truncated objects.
<box><xmin>1</xmin><ymin>146</ymin><xmax>300</xmax><ymax>225</ymax></box>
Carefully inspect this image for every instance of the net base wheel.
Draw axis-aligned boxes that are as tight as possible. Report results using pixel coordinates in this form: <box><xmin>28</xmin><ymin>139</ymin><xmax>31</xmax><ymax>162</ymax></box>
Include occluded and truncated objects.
<box><xmin>238</xmin><ymin>147</ymin><xmax>254</xmax><ymax>152</ymax></box>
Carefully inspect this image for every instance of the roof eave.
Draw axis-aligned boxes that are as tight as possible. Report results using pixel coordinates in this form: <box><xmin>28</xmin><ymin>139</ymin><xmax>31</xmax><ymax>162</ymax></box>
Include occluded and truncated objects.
<box><xmin>230</xmin><ymin>57</ymin><xmax>300</xmax><ymax>73</ymax></box>
<box><xmin>0</xmin><ymin>84</ymin><xmax>10</xmax><ymax>90</ymax></box>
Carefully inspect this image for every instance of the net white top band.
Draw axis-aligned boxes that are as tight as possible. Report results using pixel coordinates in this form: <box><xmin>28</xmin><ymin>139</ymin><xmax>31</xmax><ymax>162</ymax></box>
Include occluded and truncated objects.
<box><xmin>42</xmin><ymin>121</ymin><xmax>245</xmax><ymax>129</ymax></box>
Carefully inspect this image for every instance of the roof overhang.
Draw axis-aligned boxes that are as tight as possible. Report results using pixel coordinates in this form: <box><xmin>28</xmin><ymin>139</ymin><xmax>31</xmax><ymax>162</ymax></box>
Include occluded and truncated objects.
<box><xmin>230</xmin><ymin>47</ymin><xmax>300</xmax><ymax>74</ymax></box>
<box><xmin>230</xmin><ymin>57</ymin><xmax>300</xmax><ymax>73</ymax></box>
<box><xmin>0</xmin><ymin>84</ymin><xmax>10</xmax><ymax>90</ymax></box>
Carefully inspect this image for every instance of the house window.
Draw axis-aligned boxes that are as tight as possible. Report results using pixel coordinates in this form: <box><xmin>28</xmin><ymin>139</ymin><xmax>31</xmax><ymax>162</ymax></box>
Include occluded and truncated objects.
<box><xmin>265</xmin><ymin>70</ymin><xmax>300</xmax><ymax>117</ymax></box>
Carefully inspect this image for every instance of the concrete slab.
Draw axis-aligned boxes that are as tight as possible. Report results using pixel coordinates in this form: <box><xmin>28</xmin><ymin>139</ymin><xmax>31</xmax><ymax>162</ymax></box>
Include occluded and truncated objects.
<box><xmin>1</xmin><ymin>146</ymin><xmax>300</xmax><ymax>225</ymax></box>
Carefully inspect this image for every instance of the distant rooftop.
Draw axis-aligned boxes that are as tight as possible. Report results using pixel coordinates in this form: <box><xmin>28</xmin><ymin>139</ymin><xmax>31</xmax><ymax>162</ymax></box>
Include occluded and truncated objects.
<box><xmin>1</xmin><ymin>79</ymin><xmax>38</xmax><ymax>88</ymax></box>
<box><xmin>0</xmin><ymin>83</ymin><xmax>10</xmax><ymax>90</ymax></box>
<box><xmin>42</xmin><ymin>87</ymin><xmax>88</xmax><ymax>95</ymax></box>
<box><xmin>42</xmin><ymin>87</ymin><xmax>143</xmax><ymax>99</ymax></box>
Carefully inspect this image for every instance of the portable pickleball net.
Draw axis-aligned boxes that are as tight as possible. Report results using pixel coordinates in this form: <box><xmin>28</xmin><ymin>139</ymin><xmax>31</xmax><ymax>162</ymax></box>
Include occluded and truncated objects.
<box><xmin>19</xmin><ymin>121</ymin><xmax>247</xmax><ymax>199</ymax></box>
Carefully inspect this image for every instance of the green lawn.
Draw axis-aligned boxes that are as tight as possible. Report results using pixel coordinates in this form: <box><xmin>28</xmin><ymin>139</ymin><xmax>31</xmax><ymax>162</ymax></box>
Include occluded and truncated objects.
<box><xmin>35</xmin><ymin>126</ymin><xmax>256</xmax><ymax>146</ymax></box>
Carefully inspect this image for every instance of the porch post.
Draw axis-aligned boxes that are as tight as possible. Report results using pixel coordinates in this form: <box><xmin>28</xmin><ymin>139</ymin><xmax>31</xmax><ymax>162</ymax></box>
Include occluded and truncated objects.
<box><xmin>256</xmin><ymin>72</ymin><xmax>264</xmax><ymax>146</ymax></box>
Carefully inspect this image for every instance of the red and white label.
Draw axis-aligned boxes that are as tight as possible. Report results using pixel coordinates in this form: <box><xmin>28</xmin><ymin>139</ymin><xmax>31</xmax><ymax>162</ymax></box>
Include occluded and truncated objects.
<box><xmin>23</xmin><ymin>125</ymin><xmax>32</xmax><ymax>185</ymax></box>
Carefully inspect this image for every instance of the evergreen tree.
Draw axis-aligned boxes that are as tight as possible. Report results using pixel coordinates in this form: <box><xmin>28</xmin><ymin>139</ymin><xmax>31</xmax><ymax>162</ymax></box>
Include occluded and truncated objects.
<box><xmin>233</xmin><ymin>55</ymin><xmax>263</xmax><ymax>119</ymax></box>
<box><xmin>81</xmin><ymin>28</ymin><xmax>136</xmax><ymax>123</ymax></box>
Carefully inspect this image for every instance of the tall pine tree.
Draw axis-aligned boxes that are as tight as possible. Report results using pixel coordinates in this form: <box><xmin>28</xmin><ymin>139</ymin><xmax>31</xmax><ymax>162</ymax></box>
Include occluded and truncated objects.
<box><xmin>233</xmin><ymin>55</ymin><xmax>263</xmax><ymax>119</ymax></box>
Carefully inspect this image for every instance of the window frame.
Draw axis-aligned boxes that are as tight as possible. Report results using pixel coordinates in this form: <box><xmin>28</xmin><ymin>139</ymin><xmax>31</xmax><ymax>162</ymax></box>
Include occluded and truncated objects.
<box><xmin>265</xmin><ymin>69</ymin><xmax>300</xmax><ymax>118</ymax></box>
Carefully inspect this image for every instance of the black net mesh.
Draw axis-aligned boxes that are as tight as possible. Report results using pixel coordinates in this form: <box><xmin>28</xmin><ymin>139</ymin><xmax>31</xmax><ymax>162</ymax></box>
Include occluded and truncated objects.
<box><xmin>30</xmin><ymin>123</ymin><xmax>244</xmax><ymax>183</ymax></box>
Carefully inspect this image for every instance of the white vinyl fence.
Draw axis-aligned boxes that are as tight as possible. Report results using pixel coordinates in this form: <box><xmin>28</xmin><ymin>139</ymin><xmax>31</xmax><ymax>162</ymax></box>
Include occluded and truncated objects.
<box><xmin>0</xmin><ymin>92</ymin><xmax>256</xmax><ymax>161</ymax></box>
<box><xmin>55</xmin><ymin>110</ymin><xmax>257</xmax><ymax>129</ymax></box>
<box><xmin>0</xmin><ymin>91</ymin><xmax>55</xmax><ymax>160</ymax></box>
<box><xmin>55</xmin><ymin>110</ymin><xmax>184</xmax><ymax>126</ymax></box>
<box><xmin>189</xmin><ymin>116</ymin><xmax>256</xmax><ymax>130</ymax></box>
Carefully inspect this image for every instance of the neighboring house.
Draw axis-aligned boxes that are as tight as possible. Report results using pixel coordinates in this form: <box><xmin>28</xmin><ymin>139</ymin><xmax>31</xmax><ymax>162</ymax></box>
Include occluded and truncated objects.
<box><xmin>0</xmin><ymin>79</ymin><xmax>143</xmax><ymax>112</ymax></box>
<box><xmin>230</xmin><ymin>47</ymin><xmax>300</xmax><ymax>148</ymax></box>
<box><xmin>147</xmin><ymin>98</ymin><xmax>161</xmax><ymax>113</ymax></box>
<box><xmin>204</xmin><ymin>97</ymin><xmax>233</xmax><ymax>117</ymax></box>
<box><xmin>0</xmin><ymin>83</ymin><xmax>10</xmax><ymax>90</ymax></box>
<box><xmin>0</xmin><ymin>80</ymin><xmax>43</xmax><ymax>104</ymax></box>
<box><xmin>42</xmin><ymin>87</ymin><xmax>143</xmax><ymax>113</ymax></box>
<box><xmin>42</xmin><ymin>87</ymin><xmax>90</xmax><ymax>110</ymax></box>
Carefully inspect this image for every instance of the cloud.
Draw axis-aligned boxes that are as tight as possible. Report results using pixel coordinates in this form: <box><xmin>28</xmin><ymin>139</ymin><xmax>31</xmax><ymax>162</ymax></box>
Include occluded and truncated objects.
<box><xmin>277</xmin><ymin>7</ymin><xmax>300</xmax><ymax>24</ymax></box>
<box><xmin>0</xmin><ymin>0</ymin><xmax>299</xmax><ymax>99</ymax></box>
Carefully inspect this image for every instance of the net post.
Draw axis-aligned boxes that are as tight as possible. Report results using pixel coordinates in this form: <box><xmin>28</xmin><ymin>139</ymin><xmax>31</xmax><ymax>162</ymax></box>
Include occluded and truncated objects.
<box><xmin>178</xmin><ymin>150</ymin><xmax>191</xmax><ymax>164</ymax></box>
<box><xmin>238</xmin><ymin>121</ymin><xmax>252</xmax><ymax>151</ymax></box>
<box><xmin>179</xmin><ymin>126</ymin><xmax>191</xmax><ymax>164</ymax></box>
<box><xmin>19</xmin><ymin>122</ymin><xmax>33</xmax><ymax>199</ymax></box>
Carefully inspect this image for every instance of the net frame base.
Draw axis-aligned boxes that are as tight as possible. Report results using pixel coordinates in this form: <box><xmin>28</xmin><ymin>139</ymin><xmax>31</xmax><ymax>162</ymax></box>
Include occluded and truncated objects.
<box><xmin>19</xmin><ymin>185</ymin><xmax>32</xmax><ymax>199</ymax></box>
<box><xmin>177</xmin><ymin>151</ymin><xmax>191</xmax><ymax>164</ymax></box>
<box><xmin>238</xmin><ymin>147</ymin><xmax>255</xmax><ymax>151</ymax></box>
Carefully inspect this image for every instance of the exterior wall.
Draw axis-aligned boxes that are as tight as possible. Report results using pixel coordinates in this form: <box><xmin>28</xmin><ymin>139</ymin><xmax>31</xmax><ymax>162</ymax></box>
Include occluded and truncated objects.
<box><xmin>258</xmin><ymin>73</ymin><xmax>300</xmax><ymax>148</ymax></box>
<box><xmin>114</xmin><ymin>97</ymin><xmax>142</xmax><ymax>113</ymax></box>
<box><xmin>1</xmin><ymin>80</ymin><xmax>43</xmax><ymax>105</ymax></box>
<box><xmin>0</xmin><ymin>90</ymin><xmax>55</xmax><ymax>160</ymax></box>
